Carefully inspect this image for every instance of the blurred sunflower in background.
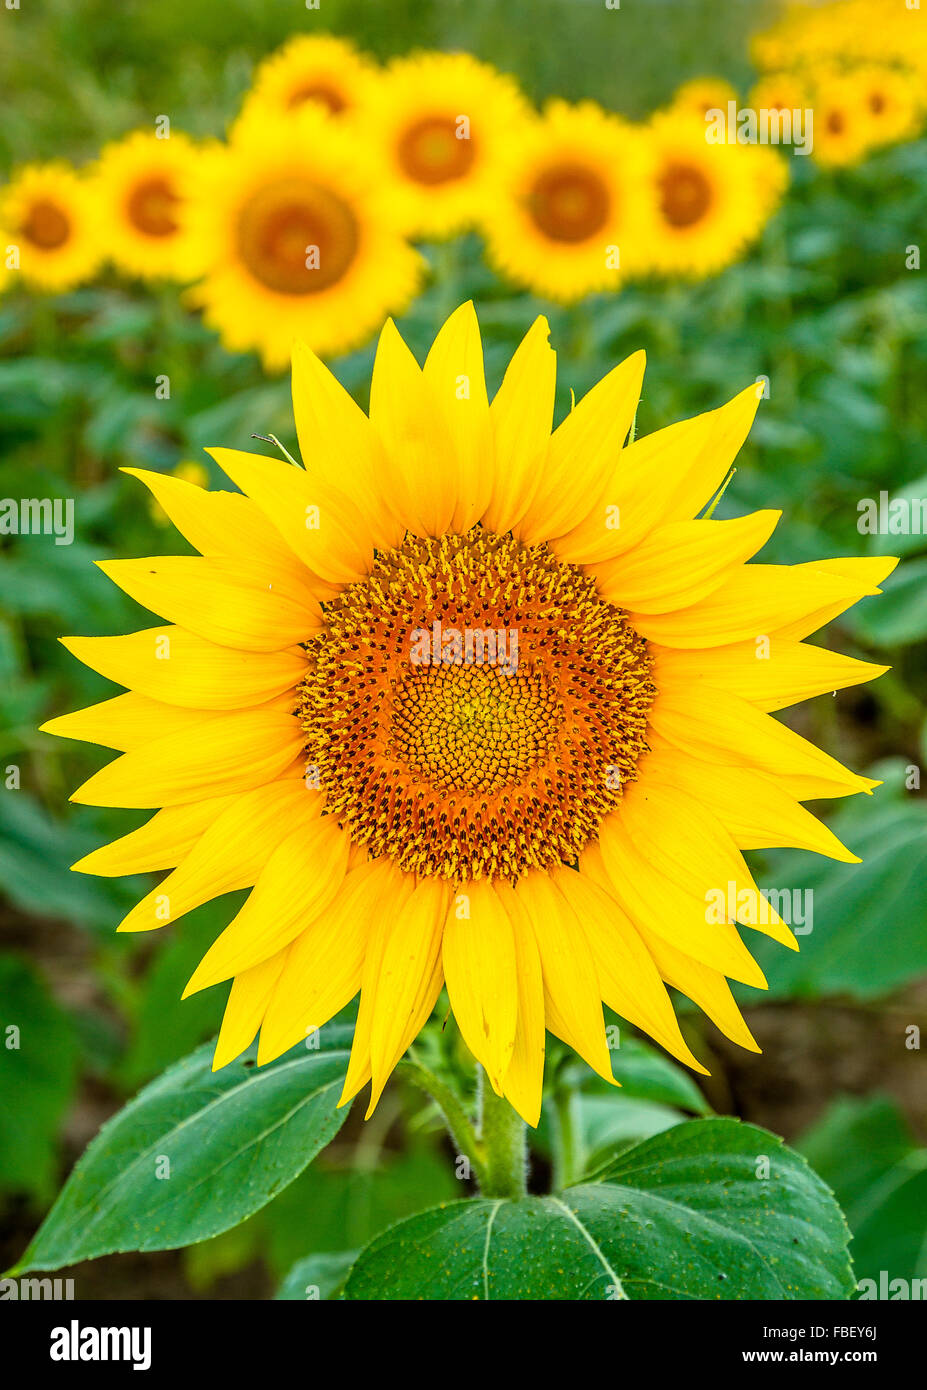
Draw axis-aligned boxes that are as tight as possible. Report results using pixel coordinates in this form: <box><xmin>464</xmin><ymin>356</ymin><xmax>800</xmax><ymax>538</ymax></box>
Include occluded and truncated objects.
<box><xmin>94</xmin><ymin>130</ymin><xmax>208</xmax><ymax>282</ymax></box>
<box><xmin>357</xmin><ymin>51</ymin><xmax>528</xmax><ymax>238</ymax></box>
<box><xmin>810</xmin><ymin>69</ymin><xmax>875</xmax><ymax>169</ymax></box>
<box><xmin>855</xmin><ymin>64</ymin><xmax>923</xmax><ymax>152</ymax></box>
<box><xmin>238</xmin><ymin>32</ymin><xmax>379</xmax><ymax>122</ymax></box>
<box><xmin>481</xmin><ymin>100</ymin><xmax>651</xmax><ymax>301</ymax></box>
<box><xmin>640</xmin><ymin>112</ymin><xmax>786</xmax><ymax>278</ymax></box>
<box><xmin>43</xmin><ymin>305</ymin><xmax>896</xmax><ymax>1126</ymax></box>
<box><xmin>668</xmin><ymin>75</ymin><xmax>739</xmax><ymax>120</ymax></box>
<box><xmin>181</xmin><ymin>104</ymin><xmax>423</xmax><ymax>369</ymax></box>
<box><xmin>0</xmin><ymin>161</ymin><xmax>101</xmax><ymax>291</ymax></box>
<box><xmin>747</xmin><ymin>71</ymin><xmax>808</xmax><ymax>121</ymax></box>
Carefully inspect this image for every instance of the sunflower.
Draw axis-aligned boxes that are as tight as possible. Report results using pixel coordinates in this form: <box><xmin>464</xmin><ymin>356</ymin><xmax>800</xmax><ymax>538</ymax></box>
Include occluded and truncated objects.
<box><xmin>43</xmin><ymin>305</ymin><xmax>896</xmax><ymax>1125</ymax></box>
<box><xmin>853</xmin><ymin>63</ymin><xmax>923</xmax><ymax>150</ymax></box>
<box><xmin>93</xmin><ymin>130</ymin><xmax>207</xmax><ymax>281</ymax></box>
<box><xmin>0</xmin><ymin>162</ymin><xmax>101</xmax><ymax>291</ymax></box>
<box><xmin>481</xmin><ymin>100</ymin><xmax>652</xmax><ymax>301</ymax></box>
<box><xmin>669</xmin><ymin>76</ymin><xmax>739</xmax><ymax>121</ymax></box>
<box><xmin>747</xmin><ymin>72</ymin><xmax>809</xmax><ymax>123</ymax></box>
<box><xmin>355</xmin><ymin>51</ymin><xmax>529</xmax><ymax>238</ymax></box>
<box><xmin>639</xmin><ymin>111</ymin><xmax>786</xmax><ymax>278</ymax></box>
<box><xmin>238</xmin><ymin>33</ymin><xmax>379</xmax><ymax>122</ymax></box>
<box><xmin>181</xmin><ymin>104</ymin><xmax>423</xmax><ymax>369</ymax></box>
<box><xmin>809</xmin><ymin>69</ymin><xmax>876</xmax><ymax>169</ymax></box>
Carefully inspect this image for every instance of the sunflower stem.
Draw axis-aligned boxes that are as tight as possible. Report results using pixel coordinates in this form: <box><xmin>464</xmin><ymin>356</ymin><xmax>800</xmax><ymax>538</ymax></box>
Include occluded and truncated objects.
<box><xmin>477</xmin><ymin>1068</ymin><xmax>527</xmax><ymax>1200</ymax></box>
<box><xmin>398</xmin><ymin>1057</ymin><xmax>488</xmax><ymax>1187</ymax></box>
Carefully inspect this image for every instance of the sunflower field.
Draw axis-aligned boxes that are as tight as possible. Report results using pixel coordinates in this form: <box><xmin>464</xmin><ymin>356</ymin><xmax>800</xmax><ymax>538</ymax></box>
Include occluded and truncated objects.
<box><xmin>1</xmin><ymin>0</ymin><xmax>926</xmax><ymax>1327</ymax></box>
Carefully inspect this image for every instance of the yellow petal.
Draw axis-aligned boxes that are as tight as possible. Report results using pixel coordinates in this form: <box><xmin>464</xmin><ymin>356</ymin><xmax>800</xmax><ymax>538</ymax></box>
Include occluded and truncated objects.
<box><xmin>483</xmin><ymin>315</ymin><xmax>555</xmax><ymax>536</ymax></box>
<box><xmin>515</xmin><ymin>870</ymin><xmax>614</xmax><ymax>1084</ymax></box>
<box><xmin>594</xmin><ymin>511</ymin><xmax>780</xmax><ymax>614</ymax></box>
<box><xmin>494</xmin><ymin>881</ymin><xmax>546</xmax><ymax>1127</ymax></box>
<box><xmin>641</xmin><ymin>735</ymin><xmax>859</xmax><ymax>862</ymax></box>
<box><xmin>60</xmin><ymin>627</ymin><xmax>306</xmax><ymax>710</ymax></box>
<box><xmin>256</xmin><ymin>858</ymin><xmax>407</xmax><ymax>1064</ymax></box>
<box><xmin>558</xmin><ymin>865</ymin><xmax>709</xmax><ymax>1073</ymax></box>
<box><xmin>212</xmin><ymin>951</ymin><xmax>288</xmax><ymax>1071</ymax></box>
<box><xmin>182</xmin><ymin>815</ymin><xmax>350</xmax><ymax>993</ymax></box>
<box><xmin>442</xmin><ymin>878</ymin><xmax>518</xmax><ymax>1092</ymax></box>
<box><xmin>649</xmin><ymin>682</ymin><xmax>873</xmax><ymax>799</ymax></box>
<box><xmin>121</xmin><ymin>467</ymin><xmax>302</xmax><ymax>575</ymax></box>
<box><xmin>618</xmin><ymin>779</ymin><xmax>797</xmax><ymax>951</ymax></box>
<box><xmin>70</xmin><ymin>709</ymin><xmax>304</xmax><ymax>808</ymax></box>
<box><xmin>517</xmin><ymin>350</ymin><xmax>645</xmax><ymax>544</ymax></box>
<box><xmin>96</xmin><ymin>556</ymin><xmax>321</xmax><ymax>652</ymax></box>
<box><xmin>629</xmin><ymin>561</ymin><xmax>883</xmax><ymax>649</ymax></box>
<box><xmin>116</xmin><ymin>778</ymin><xmax>320</xmax><ymax>933</ymax></box>
<box><xmin>40</xmin><ymin>691</ymin><xmax>216</xmax><ymax>752</ymax></box>
<box><xmin>208</xmin><ymin>446</ymin><xmax>373</xmax><ymax>585</ymax></box>
<box><xmin>553</xmin><ymin>380</ymin><xmax>763</xmax><ymax>564</ymax></box>
<box><xmin>71</xmin><ymin>793</ymin><xmax>240</xmax><ymax>877</ymax></box>
<box><xmin>422</xmin><ymin>301</ymin><xmax>493</xmax><ymax>533</ymax></box>
<box><xmin>654</xmin><ymin>639</ymin><xmax>888</xmax><ymax>712</ymax></box>
<box><xmin>772</xmin><ymin>556</ymin><xmax>899</xmax><ymax>639</ymax></box>
<box><xmin>596</xmin><ymin>815</ymin><xmax>768</xmax><ymax>987</ymax></box>
<box><xmin>291</xmin><ymin>340</ymin><xmax>404</xmax><ymax>551</ymax></box>
<box><xmin>582</xmin><ymin>842</ymin><xmax>760</xmax><ymax>1053</ymax></box>
<box><xmin>368</xmin><ymin>318</ymin><xmax>455</xmax><ymax>538</ymax></box>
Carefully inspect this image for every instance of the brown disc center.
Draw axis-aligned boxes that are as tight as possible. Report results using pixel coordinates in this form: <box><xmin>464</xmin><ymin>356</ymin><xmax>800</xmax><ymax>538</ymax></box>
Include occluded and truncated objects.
<box><xmin>236</xmin><ymin>178</ymin><xmax>359</xmax><ymax>295</ymax></box>
<box><xmin>285</xmin><ymin>82</ymin><xmax>347</xmax><ymax>114</ymax></box>
<box><xmin>21</xmin><ymin>199</ymin><xmax>70</xmax><ymax>250</ymax></box>
<box><xmin>397</xmin><ymin>116</ymin><xmax>475</xmax><ymax>186</ymax></box>
<box><xmin>658</xmin><ymin>162</ymin><xmax>713</xmax><ymax>228</ymax></box>
<box><xmin>126</xmin><ymin>176</ymin><xmax>180</xmax><ymax>237</ymax></box>
<box><xmin>527</xmin><ymin>162</ymin><xmax>610</xmax><ymax>242</ymax></box>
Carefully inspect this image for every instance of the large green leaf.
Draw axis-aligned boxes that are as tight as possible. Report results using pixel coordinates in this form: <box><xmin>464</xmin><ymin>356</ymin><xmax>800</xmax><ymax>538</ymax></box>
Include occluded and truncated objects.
<box><xmin>14</xmin><ymin>1025</ymin><xmax>353</xmax><ymax>1272</ymax></box>
<box><xmin>798</xmin><ymin>1095</ymin><xmax>927</xmax><ymax>1288</ymax></box>
<box><xmin>343</xmin><ymin>1118</ymin><xmax>853</xmax><ymax>1300</ymax></box>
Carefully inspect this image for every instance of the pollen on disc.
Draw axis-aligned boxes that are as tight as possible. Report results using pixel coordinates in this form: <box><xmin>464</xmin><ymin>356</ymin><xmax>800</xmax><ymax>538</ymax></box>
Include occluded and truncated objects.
<box><xmin>297</xmin><ymin>529</ymin><xmax>656</xmax><ymax>884</ymax></box>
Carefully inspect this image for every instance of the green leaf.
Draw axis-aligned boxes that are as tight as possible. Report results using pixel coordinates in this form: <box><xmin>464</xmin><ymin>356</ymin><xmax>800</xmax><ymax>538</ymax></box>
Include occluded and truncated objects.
<box><xmin>797</xmin><ymin>1095</ymin><xmax>927</xmax><ymax>1287</ymax></box>
<box><xmin>14</xmin><ymin>1025</ymin><xmax>353</xmax><ymax>1272</ymax></box>
<box><xmin>608</xmin><ymin>1037</ymin><xmax>712</xmax><ymax>1115</ymax></box>
<box><xmin>0</xmin><ymin>955</ymin><xmax>78</xmax><ymax>1203</ymax></box>
<box><xmin>276</xmin><ymin>1251</ymin><xmax>357</xmax><ymax>1301</ymax></box>
<box><xmin>344</xmin><ymin>1118</ymin><xmax>854</xmax><ymax>1300</ymax></box>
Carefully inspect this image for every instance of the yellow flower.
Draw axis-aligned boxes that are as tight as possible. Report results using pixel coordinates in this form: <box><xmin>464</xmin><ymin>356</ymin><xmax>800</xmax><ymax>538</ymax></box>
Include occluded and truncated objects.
<box><xmin>669</xmin><ymin>76</ymin><xmax>739</xmax><ymax>121</ymax></box>
<box><xmin>181</xmin><ymin>105</ymin><xmax>423</xmax><ymax>369</ymax></box>
<box><xmin>149</xmin><ymin>461</ymin><xmax>211</xmax><ymax>525</ymax></box>
<box><xmin>0</xmin><ymin>162</ymin><xmax>101</xmax><ymax>292</ymax></box>
<box><xmin>810</xmin><ymin>70</ymin><xmax>876</xmax><ymax>169</ymax></box>
<box><xmin>853</xmin><ymin>63</ymin><xmax>924</xmax><ymax>150</ymax></box>
<box><xmin>93</xmin><ymin>130</ymin><xmax>208</xmax><ymax>281</ymax></box>
<box><xmin>481</xmin><ymin>100</ymin><xmax>652</xmax><ymax>302</ymax></box>
<box><xmin>44</xmin><ymin>305</ymin><xmax>896</xmax><ymax>1126</ymax></box>
<box><xmin>355</xmin><ymin>50</ymin><xmax>529</xmax><ymax>238</ymax></box>
<box><xmin>747</xmin><ymin>72</ymin><xmax>810</xmax><ymax>121</ymax></box>
<box><xmin>239</xmin><ymin>33</ymin><xmax>379</xmax><ymax>122</ymax></box>
<box><xmin>638</xmin><ymin>112</ymin><xmax>786</xmax><ymax>278</ymax></box>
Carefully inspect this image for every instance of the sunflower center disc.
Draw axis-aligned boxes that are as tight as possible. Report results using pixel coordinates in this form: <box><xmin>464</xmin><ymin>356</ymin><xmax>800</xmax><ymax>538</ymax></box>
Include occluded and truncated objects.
<box><xmin>397</xmin><ymin>116</ymin><xmax>476</xmax><ymax>185</ymax></box>
<box><xmin>127</xmin><ymin>176</ymin><xmax>180</xmax><ymax>237</ymax></box>
<box><xmin>659</xmin><ymin>162</ymin><xmax>713</xmax><ymax>228</ymax></box>
<box><xmin>528</xmin><ymin>162</ymin><xmax>610</xmax><ymax>242</ymax></box>
<box><xmin>22</xmin><ymin>198</ymin><xmax>71</xmax><ymax>250</ymax></box>
<box><xmin>286</xmin><ymin>82</ymin><xmax>347</xmax><ymax>114</ymax></box>
<box><xmin>298</xmin><ymin>529</ymin><xmax>656</xmax><ymax>883</ymax></box>
<box><xmin>236</xmin><ymin>178</ymin><xmax>359</xmax><ymax>294</ymax></box>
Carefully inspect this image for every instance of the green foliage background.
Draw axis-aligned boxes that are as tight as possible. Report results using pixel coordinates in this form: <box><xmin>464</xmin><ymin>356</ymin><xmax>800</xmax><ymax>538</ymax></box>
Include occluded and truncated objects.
<box><xmin>0</xmin><ymin>0</ymin><xmax>925</xmax><ymax>1299</ymax></box>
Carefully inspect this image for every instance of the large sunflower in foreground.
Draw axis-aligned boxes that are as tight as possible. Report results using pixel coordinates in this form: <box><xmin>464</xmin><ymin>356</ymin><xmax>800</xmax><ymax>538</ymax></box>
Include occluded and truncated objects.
<box><xmin>481</xmin><ymin>101</ymin><xmax>652</xmax><ymax>301</ymax></box>
<box><xmin>181</xmin><ymin>105</ymin><xmax>423</xmax><ymax>368</ymax></box>
<box><xmin>0</xmin><ymin>162</ymin><xmax>101</xmax><ymax>291</ymax></box>
<box><xmin>93</xmin><ymin>130</ymin><xmax>207</xmax><ymax>282</ymax></box>
<box><xmin>43</xmin><ymin>305</ymin><xmax>896</xmax><ymax>1126</ymax></box>
<box><xmin>356</xmin><ymin>51</ymin><xmax>529</xmax><ymax>238</ymax></box>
